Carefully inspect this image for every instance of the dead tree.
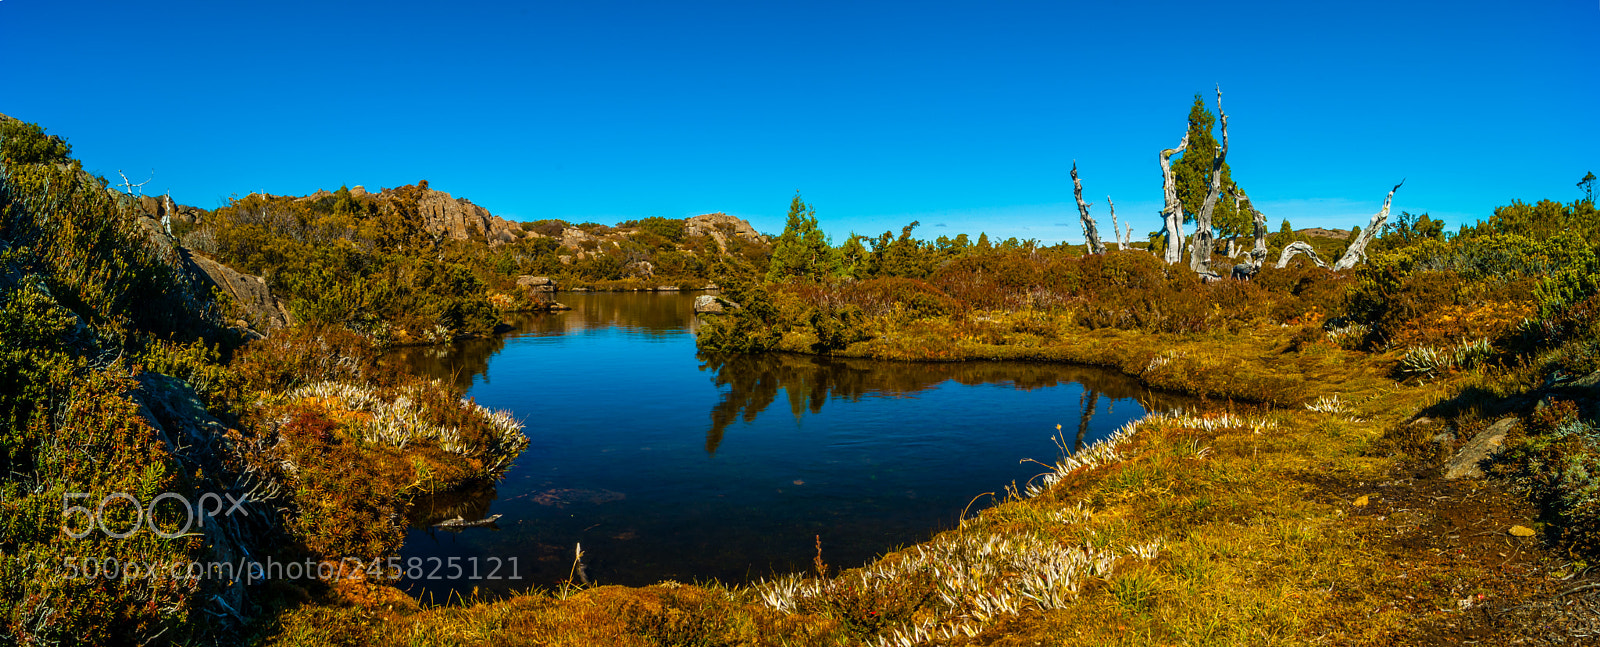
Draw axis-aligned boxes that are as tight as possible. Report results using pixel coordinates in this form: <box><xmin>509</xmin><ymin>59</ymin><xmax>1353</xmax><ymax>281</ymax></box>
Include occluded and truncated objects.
<box><xmin>1247</xmin><ymin>196</ymin><xmax>1267</xmax><ymax>265</ymax></box>
<box><xmin>1070</xmin><ymin>162</ymin><xmax>1105</xmax><ymax>254</ymax></box>
<box><xmin>1331</xmin><ymin>180</ymin><xmax>1405</xmax><ymax>271</ymax></box>
<box><xmin>1158</xmin><ymin>133</ymin><xmax>1189</xmax><ymax>264</ymax></box>
<box><xmin>161</xmin><ymin>192</ymin><xmax>175</xmax><ymax>238</ymax></box>
<box><xmin>1230</xmin><ymin>189</ymin><xmax>1271</xmax><ymax>279</ymax></box>
<box><xmin>1275</xmin><ymin>241</ymin><xmax>1328</xmax><ymax>269</ymax></box>
<box><xmin>1189</xmin><ymin>87</ymin><xmax>1229</xmax><ymax>275</ymax></box>
<box><xmin>1107</xmin><ymin>196</ymin><xmax>1131</xmax><ymax>250</ymax></box>
<box><xmin>115</xmin><ymin>169</ymin><xmax>153</xmax><ymax>196</ymax></box>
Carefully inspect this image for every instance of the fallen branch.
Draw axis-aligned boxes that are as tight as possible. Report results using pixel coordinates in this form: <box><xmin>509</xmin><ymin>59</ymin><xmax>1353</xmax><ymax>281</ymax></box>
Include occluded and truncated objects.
<box><xmin>433</xmin><ymin>514</ymin><xmax>503</xmax><ymax>529</ymax></box>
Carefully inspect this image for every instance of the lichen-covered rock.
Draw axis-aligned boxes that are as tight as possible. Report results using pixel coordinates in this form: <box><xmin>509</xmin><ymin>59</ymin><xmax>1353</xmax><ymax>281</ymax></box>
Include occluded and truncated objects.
<box><xmin>1444</xmin><ymin>417</ymin><xmax>1518</xmax><ymax>479</ymax></box>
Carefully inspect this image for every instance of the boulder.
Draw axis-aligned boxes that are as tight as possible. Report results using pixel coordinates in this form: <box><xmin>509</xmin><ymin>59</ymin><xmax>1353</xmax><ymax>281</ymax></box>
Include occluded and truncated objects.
<box><xmin>184</xmin><ymin>251</ymin><xmax>294</xmax><ymax>332</ymax></box>
<box><xmin>1443</xmin><ymin>417</ymin><xmax>1518</xmax><ymax>480</ymax></box>
<box><xmin>517</xmin><ymin>275</ymin><xmax>556</xmax><ymax>292</ymax></box>
<box><xmin>656</xmin><ymin>285</ymin><xmax>680</xmax><ymax>291</ymax></box>
<box><xmin>694</xmin><ymin>295</ymin><xmax>738</xmax><ymax>314</ymax></box>
<box><xmin>547</xmin><ymin>301</ymin><xmax>572</xmax><ymax>311</ymax></box>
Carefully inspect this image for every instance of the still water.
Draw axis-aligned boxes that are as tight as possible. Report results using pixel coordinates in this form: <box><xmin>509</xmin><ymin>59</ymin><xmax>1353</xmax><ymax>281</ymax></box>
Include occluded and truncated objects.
<box><xmin>390</xmin><ymin>292</ymin><xmax>1188</xmax><ymax>600</ymax></box>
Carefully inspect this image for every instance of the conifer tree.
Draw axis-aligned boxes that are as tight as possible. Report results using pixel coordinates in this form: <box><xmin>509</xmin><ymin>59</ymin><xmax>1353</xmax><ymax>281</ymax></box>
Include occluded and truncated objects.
<box><xmin>766</xmin><ymin>193</ymin><xmax>838</xmax><ymax>283</ymax></box>
<box><xmin>1172</xmin><ymin>95</ymin><xmax>1244</xmax><ymax>239</ymax></box>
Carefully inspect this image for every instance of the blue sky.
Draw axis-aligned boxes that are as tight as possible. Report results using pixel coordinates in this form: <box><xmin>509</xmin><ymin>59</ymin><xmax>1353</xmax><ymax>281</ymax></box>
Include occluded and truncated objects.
<box><xmin>1</xmin><ymin>1</ymin><xmax>1595</xmax><ymax>244</ymax></box>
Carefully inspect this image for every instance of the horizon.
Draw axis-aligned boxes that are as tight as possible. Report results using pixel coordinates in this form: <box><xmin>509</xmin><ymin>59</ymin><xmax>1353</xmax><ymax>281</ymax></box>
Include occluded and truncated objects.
<box><xmin>1</xmin><ymin>0</ymin><xmax>1595</xmax><ymax>244</ymax></box>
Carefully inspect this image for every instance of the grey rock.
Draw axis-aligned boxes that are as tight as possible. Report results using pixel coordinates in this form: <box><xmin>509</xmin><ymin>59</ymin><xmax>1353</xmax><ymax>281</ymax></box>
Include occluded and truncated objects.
<box><xmin>694</xmin><ymin>294</ymin><xmax>738</xmax><ymax>314</ymax></box>
<box><xmin>1443</xmin><ymin>417</ymin><xmax>1518</xmax><ymax>480</ymax></box>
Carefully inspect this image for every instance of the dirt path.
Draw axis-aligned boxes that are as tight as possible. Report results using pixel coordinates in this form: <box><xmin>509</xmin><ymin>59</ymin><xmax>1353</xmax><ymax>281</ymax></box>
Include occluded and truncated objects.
<box><xmin>1315</xmin><ymin>465</ymin><xmax>1596</xmax><ymax>645</ymax></box>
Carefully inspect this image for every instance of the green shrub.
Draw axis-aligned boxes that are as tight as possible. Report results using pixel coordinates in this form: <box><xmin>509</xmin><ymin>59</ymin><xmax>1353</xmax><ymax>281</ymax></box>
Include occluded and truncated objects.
<box><xmin>1494</xmin><ymin>401</ymin><xmax>1600</xmax><ymax>554</ymax></box>
<box><xmin>0</xmin><ymin>119</ymin><xmax>72</xmax><ymax>166</ymax></box>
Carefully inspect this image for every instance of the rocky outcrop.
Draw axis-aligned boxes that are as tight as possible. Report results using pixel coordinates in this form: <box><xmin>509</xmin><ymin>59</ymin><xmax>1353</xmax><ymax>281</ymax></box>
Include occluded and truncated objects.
<box><xmin>383</xmin><ymin>186</ymin><xmax>522</xmax><ymax>245</ymax></box>
<box><xmin>127</xmin><ymin>194</ymin><xmax>206</xmax><ymax>234</ymax></box>
<box><xmin>112</xmin><ymin>188</ymin><xmax>287</xmax><ymax>339</ymax></box>
<box><xmin>685</xmin><ymin>213</ymin><xmax>768</xmax><ymax>252</ymax></box>
<box><xmin>184</xmin><ymin>251</ymin><xmax>294</xmax><ymax>333</ymax></box>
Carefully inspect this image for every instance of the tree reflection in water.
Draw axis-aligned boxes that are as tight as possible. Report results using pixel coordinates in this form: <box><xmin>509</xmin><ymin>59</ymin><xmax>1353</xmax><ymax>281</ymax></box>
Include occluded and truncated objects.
<box><xmin>387</xmin><ymin>292</ymin><xmax>707</xmax><ymax>390</ymax></box>
<box><xmin>698</xmin><ymin>352</ymin><xmax>1193</xmax><ymax>455</ymax></box>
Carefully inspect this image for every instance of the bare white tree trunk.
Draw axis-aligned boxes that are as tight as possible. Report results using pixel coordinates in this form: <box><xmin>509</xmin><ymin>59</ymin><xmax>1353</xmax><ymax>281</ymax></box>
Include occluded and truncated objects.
<box><xmin>1249</xmin><ymin>198</ymin><xmax>1267</xmax><ymax>265</ymax></box>
<box><xmin>1071</xmin><ymin>162</ymin><xmax>1105</xmax><ymax>255</ymax></box>
<box><xmin>161</xmin><ymin>192</ymin><xmax>175</xmax><ymax>238</ymax></box>
<box><xmin>1189</xmin><ymin>88</ymin><xmax>1229</xmax><ymax>275</ymax></box>
<box><xmin>1276</xmin><ymin>241</ymin><xmax>1329</xmax><ymax>269</ymax></box>
<box><xmin>1107</xmin><ymin>194</ymin><xmax>1132</xmax><ymax>249</ymax></box>
<box><xmin>1107</xmin><ymin>196</ymin><xmax>1127</xmax><ymax>250</ymax></box>
<box><xmin>1331</xmin><ymin>180</ymin><xmax>1405</xmax><ymax>271</ymax></box>
<box><xmin>1159</xmin><ymin>133</ymin><xmax>1189</xmax><ymax>264</ymax></box>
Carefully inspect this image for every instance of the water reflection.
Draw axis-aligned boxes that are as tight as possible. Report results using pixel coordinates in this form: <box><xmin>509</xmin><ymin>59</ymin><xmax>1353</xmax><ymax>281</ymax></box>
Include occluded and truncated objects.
<box><xmin>406</xmin><ymin>484</ymin><xmax>497</xmax><ymax>528</ymax></box>
<box><xmin>391</xmin><ymin>292</ymin><xmax>1200</xmax><ymax>596</ymax></box>
<box><xmin>387</xmin><ymin>292</ymin><xmax>707</xmax><ymax>390</ymax></box>
<box><xmin>698</xmin><ymin>352</ymin><xmax>1190</xmax><ymax>455</ymax></box>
